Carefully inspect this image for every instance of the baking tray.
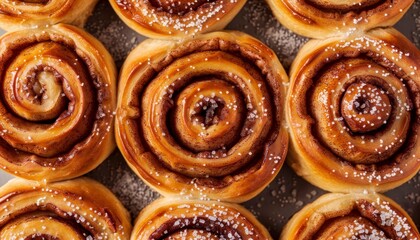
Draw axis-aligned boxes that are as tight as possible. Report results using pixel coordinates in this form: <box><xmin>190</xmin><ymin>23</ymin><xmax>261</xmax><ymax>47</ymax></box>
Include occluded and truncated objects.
<box><xmin>0</xmin><ymin>0</ymin><xmax>419</xmax><ymax>238</ymax></box>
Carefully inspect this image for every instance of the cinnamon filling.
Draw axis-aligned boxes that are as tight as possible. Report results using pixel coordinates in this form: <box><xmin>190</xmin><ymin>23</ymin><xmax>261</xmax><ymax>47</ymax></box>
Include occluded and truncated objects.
<box><xmin>149</xmin><ymin>0</ymin><xmax>216</xmax><ymax>15</ymax></box>
<box><xmin>150</xmin><ymin>217</ymin><xmax>242</xmax><ymax>240</ymax></box>
<box><xmin>0</xmin><ymin>209</ymin><xmax>94</xmax><ymax>239</ymax></box>
<box><xmin>283</xmin><ymin>0</ymin><xmax>398</xmax><ymax>23</ymax></box>
<box><xmin>305</xmin><ymin>0</ymin><xmax>383</xmax><ymax>12</ymax></box>
<box><xmin>0</xmin><ymin>190</ymin><xmax>122</xmax><ymax>239</ymax></box>
<box><xmin>18</xmin><ymin>0</ymin><xmax>50</xmax><ymax>4</ymax></box>
<box><xmin>310</xmin><ymin>199</ymin><xmax>416</xmax><ymax>240</ymax></box>
<box><xmin>24</xmin><ymin>235</ymin><xmax>59</xmax><ymax>240</ymax></box>
<box><xmin>315</xmin><ymin>214</ymin><xmax>391</xmax><ymax>240</ymax></box>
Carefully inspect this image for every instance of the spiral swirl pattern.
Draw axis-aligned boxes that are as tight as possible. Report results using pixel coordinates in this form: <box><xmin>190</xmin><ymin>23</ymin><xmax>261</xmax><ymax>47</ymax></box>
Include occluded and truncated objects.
<box><xmin>0</xmin><ymin>24</ymin><xmax>116</xmax><ymax>181</ymax></box>
<box><xmin>0</xmin><ymin>0</ymin><xmax>98</xmax><ymax>31</ymax></box>
<box><xmin>0</xmin><ymin>177</ymin><xmax>131</xmax><ymax>239</ymax></box>
<box><xmin>266</xmin><ymin>0</ymin><xmax>413</xmax><ymax>38</ymax></box>
<box><xmin>109</xmin><ymin>0</ymin><xmax>246</xmax><ymax>38</ymax></box>
<box><xmin>287</xmin><ymin>28</ymin><xmax>420</xmax><ymax>192</ymax></box>
<box><xmin>116</xmin><ymin>31</ymin><xmax>289</xmax><ymax>202</ymax></box>
<box><xmin>131</xmin><ymin>198</ymin><xmax>272</xmax><ymax>239</ymax></box>
<box><xmin>281</xmin><ymin>193</ymin><xmax>420</xmax><ymax>240</ymax></box>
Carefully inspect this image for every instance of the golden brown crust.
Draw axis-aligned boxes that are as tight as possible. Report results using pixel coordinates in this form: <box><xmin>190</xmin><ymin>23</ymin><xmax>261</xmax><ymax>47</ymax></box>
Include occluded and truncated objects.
<box><xmin>131</xmin><ymin>198</ymin><xmax>272</xmax><ymax>239</ymax></box>
<box><xmin>0</xmin><ymin>24</ymin><xmax>117</xmax><ymax>182</ymax></box>
<box><xmin>281</xmin><ymin>193</ymin><xmax>420</xmax><ymax>240</ymax></box>
<box><xmin>266</xmin><ymin>0</ymin><xmax>414</xmax><ymax>38</ymax></box>
<box><xmin>116</xmin><ymin>31</ymin><xmax>289</xmax><ymax>202</ymax></box>
<box><xmin>0</xmin><ymin>177</ymin><xmax>131</xmax><ymax>239</ymax></box>
<box><xmin>0</xmin><ymin>0</ymin><xmax>99</xmax><ymax>31</ymax></box>
<box><xmin>109</xmin><ymin>0</ymin><xmax>246</xmax><ymax>39</ymax></box>
<box><xmin>286</xmin><ymin>27</ymin><xmax>420</xmax><ymax>193</ymax></box>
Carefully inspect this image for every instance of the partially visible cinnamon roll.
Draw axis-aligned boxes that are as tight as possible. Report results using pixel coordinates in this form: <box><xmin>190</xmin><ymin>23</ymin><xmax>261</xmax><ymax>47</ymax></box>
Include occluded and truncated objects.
<box><xmin>116</xmin><ymin>31</ymin><xmax>289</xmax><ymax>202</ymax></box>
<box><xmin>287</xmin><ymin>28</ymin><xmax>420</xmax><ymax>193</ymax></box>
<box><xmin>131</xmin><ymin>198</ymin><xmax>272</xmax><ymax>239</ymax></box>
<box><xmin>0</xmin><ymin>177</ymin><xmax>131</xmax><ymax>239</ymax></box>
<box><xmin>0</xmin><ymin>24</ymin><xmax>117</xmax><ymax>182</ymax></box>
<box><xmin>0</xmin><ymin>0</ymin><xmax>99</xmax><ymax>31</ymax></box>
<box><xmin>109</xmin><ymin>0</ymin><xmax>246</xmax><ymax>38</ymax></box>
<box><xmin>281</xmin><ymin>193</ymin><xmax>420</xmax><ymax>240</ymax></box>
<box><xmin>266</xmin><ymin>0</ymin><xmax>414</xmax><ymax>38</ymax></box>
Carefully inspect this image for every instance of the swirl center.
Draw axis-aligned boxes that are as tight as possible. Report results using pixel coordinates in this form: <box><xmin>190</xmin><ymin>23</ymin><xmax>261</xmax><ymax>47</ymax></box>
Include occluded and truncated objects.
<box><xmin>341</xmin><ymin>82</ymin><xmax>391</xmax><ymax>133</ymax></box>
<box><xmin>3</xmin><ymin>43</ymin><xmax>72</xmax><ymax>122</ymax></box>
<box><xmin>191</xmin><ymin>96</ymin><xmax>225</xmax><ymax>128</ymax></box>
<box><xmin>173</xmin><ymin>80</ymin><xmax>244</xmax><ymax>152</ymax></box>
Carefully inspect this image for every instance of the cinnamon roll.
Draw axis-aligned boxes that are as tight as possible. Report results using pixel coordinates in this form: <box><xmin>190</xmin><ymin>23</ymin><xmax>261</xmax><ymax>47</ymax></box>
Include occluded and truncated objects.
<box><xmin>0</xmin><ymin>24</ymin><xmax>117</xmax><ymax>182</ymax></box>
<box><xmin>116</xmin><ymin>31</ymin><xmax>289</xmax><ymax>202</ymax></box>
<box><xmin>0</xmin><ymin>0</ymin><xmax>98</xmax><ymax>31</ymax></box>
<box><xmin>281</xmin><ymin>193</ymin><xmax>420</xmax><ymax>240</ymax></box>
<box><xmin>287</xmin><ymin>27</ymin><xmax>420</xmax><ymax>193</ymax></box>
<box><xmin>131</xmin><ymin>198</ymin><xmax>272</xmax><ymax>239</ymax></box>
<box><xmin>0</xmin><ymin>177</ymin><xmax>131</xmax><ymax>239</ymax></box>
<box><xmin>266</xmin><ymin>0</ymin><xmax>414</xmax><ymax>38</ymax></box>
<box><xmin>109</xmin><ymin>0</ymin><xmax>246</xmax><ymax>38</ymax></box>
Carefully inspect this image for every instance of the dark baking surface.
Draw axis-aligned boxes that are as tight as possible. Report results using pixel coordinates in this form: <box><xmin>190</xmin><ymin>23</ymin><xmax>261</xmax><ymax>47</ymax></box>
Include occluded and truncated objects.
<box><xmin>0</xmin><ymin>0</ymin><xmax>419</xmax><ymax>238</ymax></box>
